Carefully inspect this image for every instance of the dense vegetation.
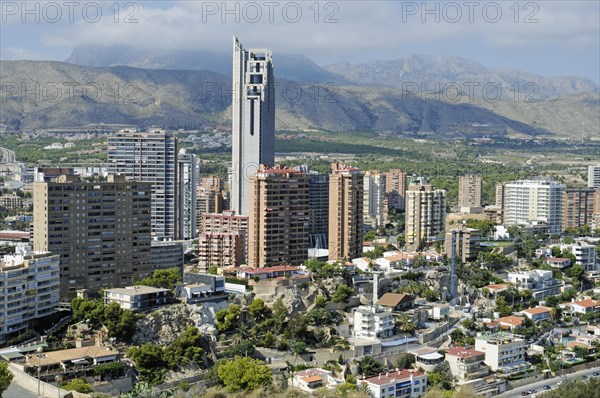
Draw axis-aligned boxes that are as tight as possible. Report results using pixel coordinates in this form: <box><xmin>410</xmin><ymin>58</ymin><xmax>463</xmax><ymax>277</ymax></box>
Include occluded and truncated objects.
<box><xmin>70</xmin><ymin>298</ymin><xmax>138</xmax><ymax>341</ymax></box>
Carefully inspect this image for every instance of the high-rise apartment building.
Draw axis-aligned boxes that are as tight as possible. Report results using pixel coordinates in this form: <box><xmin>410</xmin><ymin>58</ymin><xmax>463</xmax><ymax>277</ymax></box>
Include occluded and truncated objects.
<box><xmin>405</xmin><ymin>179</ymin><xmax>447</xmax><ymax>250</ymax></box>
<box><xmin>458</xmin><ymin>174</ymin><xmax>482</xmax><ymax>212</ymax></box>
<box><xmin>363</xmin><ymin>171</ymin><xmax>386</xmax><ymax>230</ymax></box>
<box><xmin>198</xmin><ymin>210</ymin><xmax>248</xmax><ymax>271</ymax></box>
<box><xmin>294</xmin><ymin>165</ymin><xmax>329</xmax><ymax>249</ymax></box>
<box><xmin>385</xmin><ymin>169</ymin><xmax>407</xmax><ymax>211</ymax></box>
<box><xmin>107</xmin><ymin>129</ymin><xmax>178</xmax><ymax>240</ymax></box>
<box><xmin>177</xmin><ymin>150</ymin><xmax>198</xmax><ymax>240</ymax></box>
<box><xmin>495</xmin><ymin>183</ymin><xmax>506</xmax><ymax>207</ymax></box>
<box><xmin>562</xmin><ymin>189</ymin><xmax>596</xmax><ymax>230</ymax></box>
<box><xmin>0</xmin><ymin>245</ymin><xmax>59</xmax><ymax>345</ymax></box>
<box><xmin>231</xmin><ymin>37</ymin><xmax>275</xmax><ymax>215</ymax></box>
<box><xmin>444</xmin><ymin>226</ymin><xmax>481</xmax><ymax>263</ymax></box>
<box><xmin>328</xmin><ymin>163</ymin><xmax>364</xmax><ymax>261</ymax></box>
<box><xmin>588</xmin><ymin>164</ymin><xmax>600</xmax><ymax>188</ymax></box>
<box><xmin>33</xmin><ymin>175</ymin><xmax>153</xmax><ymax>299</ymax></box>
<box><xmin>197</xmin><ymin>176</ymin><xmax>226</xmax><ymax>232</ymax></box>
<box><xmin>248</xmin><ymin>165</ymin><xmax>309</xmax><ymax>268</ymax></box>
<box><xmin>504</xmin><ymin>178</ymin><xmax>565</xmax><ymax>234</ymax></box>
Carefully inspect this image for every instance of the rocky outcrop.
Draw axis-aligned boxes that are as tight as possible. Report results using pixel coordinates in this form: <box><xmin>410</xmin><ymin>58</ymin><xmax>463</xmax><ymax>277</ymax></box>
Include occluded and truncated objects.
<box><xmin>132</xmin><ymin>302</ymin><xmax>228</xmax><ymax>346</ymax></box>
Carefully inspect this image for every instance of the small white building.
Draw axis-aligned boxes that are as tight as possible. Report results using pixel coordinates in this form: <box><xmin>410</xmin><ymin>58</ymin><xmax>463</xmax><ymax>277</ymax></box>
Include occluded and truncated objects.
<box><xmin>558</xmin><ymin>241</ymin><xmax>598</xmax><ymax>271</ymax></box>
<box><xmin>560</xmin><ymin>299</ymin><xmax>600</xmax><ymax>315</ymax></box>
<box><xmin>521</xmin><ymin>306</ymin><xmax>551</xmax><ymax>322</ymax></box>
<box><xmin>474</xmin><ymin>332</ymin><xmax>528</xmax><ymax>373</ymax></box>
<box><xmin>360</xmin><ymin>369</ymin><xmax>427</xmax><ymax>398</ymax></box>
<box><xmin>507</xmin><ymin>269</ymin><xmax>561</xmax><ymax>299</ymax></box>
<box><xmin>104</xmin><ymin>285</ymin><xmax>169</xmax><ymax>311</ymax></box>
<box><xmin>353</xmin><ymin>305</ymin><xmax>394</xmax><ymax>340</ymax></box>
<box><xmin>352</xmin><ymin>257</ymin><xmax>375</xmax><ymax>272</ymax></box>
<box><xmin>292</xmin><ymin>368</ymin><xmax>344</xmax><ymax>392</ymax></box>
<box><xmin>428</xmin><ymin>303</ymin><xmax>450</xmax><ymax>320</ymax></box>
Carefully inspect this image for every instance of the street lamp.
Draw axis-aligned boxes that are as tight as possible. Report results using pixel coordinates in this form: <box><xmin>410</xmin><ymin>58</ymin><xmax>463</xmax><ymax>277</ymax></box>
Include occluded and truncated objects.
<box><xmin>55</xmin><ymin>374</ymin><xmax>63</xmax><ymax>398</ymax></box>
<box><xmin>36</xmin><ymin>347</ymin><xmax>44</xmax><ymax>397</ymax></box>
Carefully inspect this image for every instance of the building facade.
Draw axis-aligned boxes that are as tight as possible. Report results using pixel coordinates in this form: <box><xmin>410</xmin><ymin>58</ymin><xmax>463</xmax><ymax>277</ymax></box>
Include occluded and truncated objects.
<box><xmin>588</xmin><ymin>164</ymin><xmax>600</xmax><ymax>188</ymax></box>
<box><xmin>248</xmin><ymin>165</ymin><xmax>309</xmax><ymax>268</ymax></box>
<box><xmin>328</xmin><ymin>163</ymin><xmax>364</xmax><ymax>261</ymax></box>
<box><xmin>177</xmin><ymin>150</ymin><xmax>198</xmax><ymax>240</ymax></box>
<box><xmin>458</xmin><ymin>174</ymin><xmax>483</xmax><ymax>212</ymax></box>
<box><xmin>0</xmin><ymin>245</ymin><xmax>59</xmax><ymax>344</ymax></box>
<box><xmin>107</xmin><ymin>129</ymin><xmax>178</xmax><ymax>240</ymax></box>
<box><xmin>0</xmin><ymin>193</ymin><xmax>23</xmax><ymax>210</ymax></box>
<box><xmin>198</xmin><ymin>231</ymin><xmax>246</xmax><ymax>270</ymax></box>
<box><xmin>363</xmin><ymin>171</ymin><xmax>387</xmax><ymax>231</ymax></box>
<box><xmin>308</xmin><ymin>171</ymin><xmax>329</xmax><ymax>249</ymax></box>
<box><xmin>385</xmin><ymin>169</ymin><xmax>407</xmax><ymax>211</ymax></box>
<box><xmin>150</xmin><ymin>241</ymin><xmax>184</xmax><ymax>271</ymax></box>
<box><xmin>562</xmin><ymin>188</ymin><xmax>596</xmax><ymax>230</ymax></box>
<box><xmin>404</xmin><ymin>179</ymin><xmax>446</xmax><ymax>250</ymax></box>
<box><xmin>504</xmin><ymin>178</ymin><xmax>565</xmax><ymax>234</ymax></box>
<box><xmin>33</xmin><ymin>175</ymin><xmax>153</xmax><ymax>299</ymax></box>
<box><xmin>196</xmin><ymin>175</ymin><xmax>226</xmax><ymax>231</ymax></box>
<box><xmin>474</xmin><ymin>333</ymin><xmax>528</xmax><ymax>373</ymax></box>
<box><xmin>360</xmin><ymin>370</ymin><xmax>427</xmax><ymax>398</ymax></box>
<box><xmin>230</xmin><ymin>37</ymin><xmax>275</xmax><ymax>215</ymax></box>
<box><xmin>104</xmin><ymin>285</ymin><xmax>169</xmax><ymax>311</ymax></box>
<box><xmin>444</xmin><ymin>227</ymin><xmax>481</xmax><ymax>263</ymax></box>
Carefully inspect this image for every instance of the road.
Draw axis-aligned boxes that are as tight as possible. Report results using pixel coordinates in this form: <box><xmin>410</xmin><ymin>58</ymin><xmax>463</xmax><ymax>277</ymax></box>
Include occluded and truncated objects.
<box><xmin>4</xmin><ymin>381</ymin><xmax>38</xmax><ymax>398</ymax></box>
<box><xmin>497</xmin><ymin>365</ymin><xmax>600</xmax><ymax>397</ymax></box>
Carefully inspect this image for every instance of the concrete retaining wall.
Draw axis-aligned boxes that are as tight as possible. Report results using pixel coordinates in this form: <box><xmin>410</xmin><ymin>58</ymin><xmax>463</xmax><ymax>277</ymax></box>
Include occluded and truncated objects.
<box><xmin>7</xmin><ymin>363</ymin><xmax>73</xmax><ymax>398</ymax></box>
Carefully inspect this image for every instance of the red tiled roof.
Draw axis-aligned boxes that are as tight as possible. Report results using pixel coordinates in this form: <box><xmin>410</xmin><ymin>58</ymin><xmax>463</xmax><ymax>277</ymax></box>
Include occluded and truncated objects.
<box><xmin>523</xmin><ymin>306</ymin><xmax>551</xmax><ymax>315</ymax></box>
<box><xmin>446</xmin><ymin>347</ymin><xmax>485</xmax><ymax>358</ymax></box>
<box><xmin>496</xmin><ymin>315</ymin><xmax>525</xmax><ymax>327</ymax></box>
<box><xmin>237</xmin><ymin>266</ymin><xmax>300</xmax><ymax>274</ymax></box>
<box><xmin>572</xmin><ymin>299</ymin><xmax>599</xmax><ymax>308</ymax></box>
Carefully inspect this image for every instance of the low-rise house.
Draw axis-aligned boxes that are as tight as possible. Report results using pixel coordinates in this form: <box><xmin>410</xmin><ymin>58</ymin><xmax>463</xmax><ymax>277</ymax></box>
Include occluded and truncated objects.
<box><xmin>352</xmin><ymin>257</ymin><xmax>375</xmax><ymax>272</ymax></box>
<box><xmin>486</xmin><ymin>316</ymin><xmax>525</xmax><ymax>331</ymax></box>
<box><xmin>507</xmin><ymin>270</ymin><xmax>562</xmax><ymax>299</ymax></box>
<box><xmin>104</xmin><ymin>285</ymin><xmax>169</xmax><ymax>311</ymax></box>
<box><xmin>374</xmin><ymin>254</ymin><xmax>404</xmax><ymax>271</ymax></box>
<box><xmin>484</xmin><ymin>283</ymin><xmax>508</xmax><ymax>295</ymax></box>
<box><xmin>445</xmin><ymin>346</ymin><xmax>489</xmax><ymax>382</ymax></box>
<box><xmin>359</xmin><ymin>369</ymin><xmax>427</xmax><ymax>398</ymax></box>
<box><xmin>225</xmin><ymin>265</ymin><xmax>301</xmax><ymax>280</ymax></box>
<box><xmin>546</xmin><ymin>258</ymin><xmax>572</xmax><ymax>269</ymax></box>
<box><xmin>474</xmin><ymin>332</ymin><xmax>528</xmax><ymax>373</ymax></box>
<box><xmin>24</xmin><ymin>346</ymin><xmax>120</xmax><ymax>382</ymax></box>
<box><xmin>410</xmin><ymin>347</ymin><xmax>444</xmax><ymax>372</ymax></box>
<box><xmin>560</xmin><ymin>299</ymin><xmax>600</xmax><ymax>315</ymax></box>
<box><xmin>292</xmin><ymin>368</ymin><xmax>344</xmax><ymax>392</ymax></box>
<box><xmin>521</xmin><ymin>306</ymin><xmax>552</xmax><ymax>322</ymax></box>
<box><xmin>377</xmin><ymin>293</ymin><xmax>414</xmax><ymax>311</ymax></box>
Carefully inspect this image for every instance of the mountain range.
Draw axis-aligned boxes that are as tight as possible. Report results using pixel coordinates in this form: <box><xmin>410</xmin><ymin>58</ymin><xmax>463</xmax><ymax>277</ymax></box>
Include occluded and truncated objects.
<box><xmin>0</xmin><ymin>45</ymin><xmax>597</xmax><ymax>139</ymax></box>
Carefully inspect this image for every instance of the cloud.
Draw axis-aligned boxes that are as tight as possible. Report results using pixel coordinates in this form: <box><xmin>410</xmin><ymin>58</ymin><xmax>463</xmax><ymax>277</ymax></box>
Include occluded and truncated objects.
<box><xmin>1</xmin><ymin>0</ymin><xmax>598</xmax><ymax>79</ymax></box>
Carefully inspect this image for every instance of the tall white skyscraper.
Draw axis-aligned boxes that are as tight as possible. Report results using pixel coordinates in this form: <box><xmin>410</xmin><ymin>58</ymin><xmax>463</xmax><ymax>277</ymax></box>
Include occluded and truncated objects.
<box><xmin>107</xmin><ymin>129</ymin><xmax>178</xmax><ymax>241</ymax></box>
<box><xmin>178</xmin><ymin>150</ymin><xmax>198</xmax><ymax>240</ymax></box>
<box><xmin>504</xmin><ymin>178</ymin><xmax>565</xmax><ymax>234</ymax></box>
<box><xmin>363</xmin><ymin>171</ymin><xmax>386</xmax><ymax>230</ymax></box>
<box><xmin>588</xmin><ymin>164</ymin><xmax>600</xmax><ymax>188</ymax></box>
<box><xmin>230</xmin><ymin>36</ymin><xmax>275</xmax><ymax>215</ymax></box>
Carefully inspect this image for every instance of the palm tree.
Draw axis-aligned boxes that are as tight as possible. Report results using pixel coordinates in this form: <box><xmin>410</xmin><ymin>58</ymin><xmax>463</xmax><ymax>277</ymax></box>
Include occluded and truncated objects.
<box><xmin>395</xmin><ymin>313</ymin><xmax>417</xmax><ymax>335</ymax></box>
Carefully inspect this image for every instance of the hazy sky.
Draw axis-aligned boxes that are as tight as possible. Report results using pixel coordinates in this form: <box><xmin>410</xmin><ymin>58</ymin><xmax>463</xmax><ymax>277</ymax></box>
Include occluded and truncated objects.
<box><xmin>1</xmin><ymin>1</ymin><xmax>599</xmax><ymax>82</ymax></box>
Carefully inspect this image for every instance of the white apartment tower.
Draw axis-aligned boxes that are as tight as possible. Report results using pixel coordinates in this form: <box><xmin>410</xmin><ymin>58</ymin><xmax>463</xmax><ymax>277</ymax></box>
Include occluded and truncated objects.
<box><xmin>504</xmin><ymin>178</ymin><xmax>565</xmax><ymax>234</ymax></box>
<box><xmin>405</xmin><ymin>179</ymin><xmax>447</xmax><ymax>250</ymax></box>
<box><xmin>177</xmin><ymin>150</ymin><xmax>198</xmax><ymax>240</ymax></box>
<box><xmin>230</xmin><ymin>36</ymin><xmax>275</xmax><ymax>215</ymax></box>
<box><xmin>363</xmin><ymin>171</ymin><xmax>387</xmax><ymax>230</ymax></box>
<box><xmin>107</xmin><ymin>129</ymin><xmax>178</xmax><ymax>240</ymax></box>
<box><xmin>588</xmin><ymin>164</ymin><xmax>600</xmax><ymax>188</ymax></box>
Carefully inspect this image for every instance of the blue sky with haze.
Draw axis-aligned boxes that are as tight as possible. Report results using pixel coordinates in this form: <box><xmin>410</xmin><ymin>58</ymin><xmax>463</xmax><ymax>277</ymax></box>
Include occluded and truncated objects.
<box><xmin>1</xmin><ymin>1</ymin><xmax>599</xmax><ymax>82</ymax></box>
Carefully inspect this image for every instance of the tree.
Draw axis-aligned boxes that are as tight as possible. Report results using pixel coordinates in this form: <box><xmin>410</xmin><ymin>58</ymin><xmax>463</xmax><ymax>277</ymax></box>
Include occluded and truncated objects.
<box><xmin>249</xmin><ymin>299</ymin><xmax>271</xmax><ymax>323</ymax></box>
<box><xmin>543</xmin><ymin>378</ymin><xmax>600</xmax><ymax>398</ymax></box>
<box><xmin>394</xmin><ymin>353</ymin><xmax>415</xmax><ymax>370</ymax></box>
<box><xmin>128</xmin><ymin>343</ymin><xmax>168</xmax><ymax>385</ymax></box>
<box><xmin>315</xmin><ymin>294</ymin><xmax>328</xmax><ymax>308</ymax></box>
<box><xmin>216</xmin><ymin>356</ymin><xmax>272</xmax><ymax>392</ymax></box>
<box><xmin>0</xmin><ymin>362</ymin><xmax>13</xmax><ymax>396</ymax></box>
<box><xmin>332</xmin><ymin>284</ymin><xmax>354</xmax><ymax>303</ymax></box>
<box><xmin>358</xmin><ymin>356</ymin><xmax>384</xmax><ymax>377</ymax></box>
<box><xmin>135</xmin><ymin>267</ymin><xmax>181</xmax><ymax>290</ymax></box>
<box><xmin>395</xmin><ymin>313</ymin><xmax>416</xmax><ymax>335</ymax></box>
<box><xmin>215</xmin><ymin>304</ymin><xmax>240</xmax><ymax>333</ymax></box>
<box><xmin>164</xmin><ymin>327</ymin><xmax>204</xmax><ymax>367</ymax></box>
<box><xmin>62</xmin><ymin>378</ymin><xmax>92</xmax><ymax>393</ymax></box>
